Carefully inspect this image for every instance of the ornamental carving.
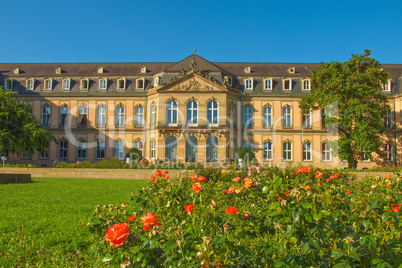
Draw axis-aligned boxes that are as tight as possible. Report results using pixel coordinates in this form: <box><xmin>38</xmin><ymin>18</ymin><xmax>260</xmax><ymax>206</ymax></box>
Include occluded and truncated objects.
<box><xmin>172</xmin><ymin>78</ymin><xmax>215</xmax><ymax>92</ymax></box>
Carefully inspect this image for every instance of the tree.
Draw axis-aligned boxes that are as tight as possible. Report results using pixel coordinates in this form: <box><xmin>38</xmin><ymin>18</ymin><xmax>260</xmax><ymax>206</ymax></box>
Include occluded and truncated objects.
<box><xmin>0</xmin><ymin>88</ymin><xmax>56</xmax><ymax>157</ymax></box>
<box><xmin>238</xmin><ymin>147</ymin><xmax>255</xmax><ymax>162</ymax></box>
<box><xmin>125</xmin><ymin>147</ymin><xmax>142</xmax><ymax>160</ymax></box>
<box><xmin>299</xmin><ymin>49</ymin><xmax>390</xmax><ymax>169</ymax></box>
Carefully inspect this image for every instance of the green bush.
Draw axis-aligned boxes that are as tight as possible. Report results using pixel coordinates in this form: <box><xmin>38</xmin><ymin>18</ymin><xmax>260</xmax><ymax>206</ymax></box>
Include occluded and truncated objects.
<box><xmin>238</xmin><ymin>147</ymin><xmax>255</xmax><ymax>161</ymax></box>
<box><xmin>126</xmin><ymin>148</ymin><xmax>142</xmax><ymax>160</ymax></box>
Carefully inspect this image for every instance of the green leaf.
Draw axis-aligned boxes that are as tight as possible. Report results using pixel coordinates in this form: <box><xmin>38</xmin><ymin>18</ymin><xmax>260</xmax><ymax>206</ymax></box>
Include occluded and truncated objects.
<box><xmin>305</xmin><ymin>214</ymin><xmax>313</xmax><ymax>223</ymax></box>
<box><xmin>292</xmin><ymin>208</ymin><xmax>301</xmax><ymax>222</ymax></box>
<box><xmin>331</xmin><ymin>249</ymin><xmax>346</xmax><ymax>260</ymax></box>
<box><xmin>349</xmin><ymin>252</ymin><xmax>361</xmax><ymax>262</ymax></box>
<box><xmin>269</xmin><ymin>202</ymin><xmax>280</xmax><ymax>210</ymax></box>
<box><xmin>382</xmin><ymin>212</ymin><xmax>390</xmax><ymax>222</ymax></box>
<box><xmin>136</xmin><ymin>252</ymin><xmax>143</xmax><ymax>262</ymax></box>
<box><xmin>274</xmin><ymin>176</ymin><xmax>283</xmax><ymax>188</ymax></box>
<box><xmin>102</xmin><ymin>255</ymin><xmax>114</xmax><ymax>262</ymax></box>
<box><xmin>262</xmin><ymin>186</ymin><xmax>269</xmax><ymax>193</ymax></box>
<box><xmin>288</xmin><ymin>237</ymin><xmax>298</xmax><ymax>245</ymax></box>
<box><xmin>369</xmin><ymin>199</ymin><xmax>378</xmax><ymax>210</ymax></box>
<box><xmin>274</xmin><ymin>261</ymin><xmax>284</xmax><ymax>267</ymax></box>
<box><xmin>391</xmin><ymin>213</ymin><xmax>400</xmax><ymax>226</ymax></box>
<box><xmin>212</xmin><ymin>236</ymin><xmax>226</xmax><ymax>245</ymax></box>
<box><xmin>313</xmin><ymin>211</ymin><xmax>323</xmax><ymax>221</ymax></box>
<box><xmin>163</xmin><ymin>240</ymin><xmax>177</xmax><ymax>251</ymax></box>
<box><xmin>149</xmin><ymin>238</ymin><xmax>161</xmax><ymax>249</ymax></box>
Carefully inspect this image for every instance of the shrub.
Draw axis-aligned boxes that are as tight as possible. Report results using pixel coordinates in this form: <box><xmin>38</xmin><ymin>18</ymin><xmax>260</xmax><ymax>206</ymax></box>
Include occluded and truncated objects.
<box><xmin>238</xmin><ymin>147</ymin><xmax>255</xmax><ymax>162</ymax></box>
<box><xmin>94</xmin><ymin>158</ymin><xmax>129</xmax><ymax>169</ymax></box>
<box><xmin>125</xmin><ymin>148</ymin><xmax>142</xmax><ymax>161</ymax></box>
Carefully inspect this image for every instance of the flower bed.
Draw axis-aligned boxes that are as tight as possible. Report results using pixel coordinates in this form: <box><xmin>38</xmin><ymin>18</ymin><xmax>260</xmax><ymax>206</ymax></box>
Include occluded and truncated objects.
<box><xmin>88</xmin><ymin>167</ymin><xmax>402</xmax><ymax>267</ymax></box>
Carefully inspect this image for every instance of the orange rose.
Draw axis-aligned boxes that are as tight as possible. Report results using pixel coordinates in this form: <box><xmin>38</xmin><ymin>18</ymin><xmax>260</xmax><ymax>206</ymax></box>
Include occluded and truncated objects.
<box><xmin>296</xmin><ymin>167</ymin><xmax>312</xmax><ymax>175</ymax></box>
<box><xmin>162</xmin><ymin>170</ymin><xmax>169</xmax><ymax>175</ymax></box>
<box><xmin>190</xmin><ymin>174</ymin><xmax>198</xmax><ymax>181</ymax></box>
<box><xmin>392</xmin><ymin>204</ymin><xmax>400</xmax><ymax>212</ymax></box>
<box><xmin>304</xmin><ymin>185</ymin><xmax>311</xmax><ymax>190</ymax></box>
<box><xmin>232</xmin><ymin>177</ymin><xmax>241</xmax><ymax>182</ymax></box>
<box><xmin>192</xmin><ymin>182</ymin><xmax>202</xmax><ymax>193</ymax></box>
<box><xmin>243</xmin><ymin>178</ymin><xmax>254</xmax><ymax>189</ymax></box>
<box><xmin>197</xmin><ymin>176</ymin><xmax>207</xmax><ymax>183</ymax></box>
<box><xmin>141</xmin><ymin>213</ymin><xmax>161</xmax><ymax>231</ymax></box>
<box><xmin>346</xmin><ymin>190</ymin><xmax>352</xmax><ymax>194</ymax></box>
<box><xmin>235</xmin><ymin>187</ymin><xmax>243</xmax><ymax>194</ymax></box>
<box><xmin>127</xmin><ymin>216</ymin><xmax>136</xmax><ymax>222</ymax></box>
<box><xmin>184</xmin><ymin>203</ymin><xmax>194</xmax><ymax>213</ymax></box>
<box><xmin>225</xmin><ymin>206</ymin><xmax>238</xmax><ymax>215</ymax></box>
<box><xmin>164</xmin><ymin>175</ymin><xmax>169</xmax><ymax>180</ymax></box>
<box><xmin>334</xmin><ymin>173</ymin><xmax>340</xmax><ymax>178</ymax></box>
<box><xmin>104</xmin><ymin>223</ymin><xmax>131</xmax><ymax>247</ymax></box>
<box><xmin>227</xmin><ymin>185</ymin><xmax>235</xmax><ymax>194</ymax></box>
<box><xmin>155</xmin><ymin>170</ymin><xmax>162</xmax><ymax>177</ymax></box>
<box><xmin>222</xmin><ymin>190</ymin><xmax>228</xmax><ymax>194</ymax></box>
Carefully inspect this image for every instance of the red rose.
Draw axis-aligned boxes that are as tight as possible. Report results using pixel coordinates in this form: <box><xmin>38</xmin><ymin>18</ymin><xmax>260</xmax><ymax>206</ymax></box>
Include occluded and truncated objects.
<box><xmin>162</xmin><ymin>170</ymin><xmax>169</xmax><ymax>175</ymax></box>
<box><xmin>184</xmin><ymin>203</ymin><xmax>194</xmax><ymax>213</ymax></box>
<box><xmin>141</xmin><ymin>213</ymin><xmax>161</xmax><ymax>231</ymax></box>
<box><xmin>346</xmin><ymin>190</ymin><xmax>352</xmax><ymax>194</ymax></box>
<box><xmin>318</xmin><ymin>182</ymin><xmax>323</xmax><ymax>186</ymax></box>
<box><xmin>232</xmin><ymin>177</ymin><xmax>241</xmax><ymax>182</ymax></box>
<box><xmin>155</xmin><ymin>170</ymin><xmax>162</xmax><ymax>177</ymax></box>
<box><xmin>227</xmin><ymin>185</ymin><xmax>235</xmax><ymax>194</ymax></box>
<box><xmin>192</xmin><ymin>182</ymin><xmax>202</xmax><ymax>193</ymax></box>
<box><xmin>392</xmin><ymin>204</ymin><xmax>400</xmax><ymax>212</ymax></box>
<box><xmin>222</xmin><ymin>190</ymin><xmax>228</xmax><ymax>194</ymax></box>
<box><xmin>190</xmin><ymin>174</ymin><xmax>198</xmax><ymax>181</ymax></box>
<box><xmin>334</xmin><ymin>174</ymin><xmax>340</xmax><ymax>178</ymax></box>
<box><xmin>104</xmin><ymin>223</ymin><xmax>131</xmax><ymax>247</ymax></box>
<box><xmin>164</xmin><ymin>175</ymin><xmax>169</xmax><ymax>180</ymax></box>
<box><xmin>225</xmin><ymin>206</ymin><xmax>238</xmax><ymax>215</ymax></box>
<box><xmin>197</xmin><ymin>176</ymin><xmax>207</xmax><ymax>183</ymax></box>
<box><xmin>127</xmin><ymin>216</ymin><xmax>136</xmax><ymax>222</ymax></box>
<box><xmin>305</xmin><ymin>185</ymin><xmax>312</xmax><ymax>190</ymax></box>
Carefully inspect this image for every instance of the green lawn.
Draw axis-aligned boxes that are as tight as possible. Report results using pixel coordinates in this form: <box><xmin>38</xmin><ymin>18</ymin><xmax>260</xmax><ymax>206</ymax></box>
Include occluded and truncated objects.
<box><xmin>0</xmin><ymin>177</ymin><xmax>147</xmax><ymax>267</ymax></box>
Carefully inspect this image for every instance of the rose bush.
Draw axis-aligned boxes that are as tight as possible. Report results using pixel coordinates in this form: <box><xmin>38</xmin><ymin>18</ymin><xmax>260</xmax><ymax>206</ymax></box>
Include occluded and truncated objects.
<box><xmin>88</xmin><ymin>167</ymin><xmax>402</xmax><ymax>267</ymax></box>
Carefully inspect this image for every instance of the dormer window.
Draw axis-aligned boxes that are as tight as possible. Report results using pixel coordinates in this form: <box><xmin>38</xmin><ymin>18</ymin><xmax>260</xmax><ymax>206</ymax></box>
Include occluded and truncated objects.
<box><xmin>5</xmin><ymin>79</ymin><xmax>13</xmax><ymax>90</ymax></box>
<box><xmin>62</xmin><ymin>78</ymin><xmax>70</xmax><ymax>91</ymax></box>
<box><xmin>287</xmin><ymin>67</ymin><xmax>295</xmax><ymax>74</ymax></box>
<box><xmin>154</xmin><ymin>77</ymin><xmax>160</xmax><ymax>86</ymax></box>
<box><xmin>245</xmin><ymin>78</ymin><xmax>253</xmax><ymax>90</ymax></box>
<box><xmin>44</xmin><ymin>79</ymin><xmax>52</xmax><ymax>91</ymax></box>
<box><xmin>13</xmin><ymin>67</ymin><xmax>19</xmax><ymax>74</ymax></box>
<box><xmin>97</xmin><ymin>67</ymin><xmax>103</xmax><ymax>74</ymax></box>
<box><xmin>80</xmin><ymin>78</ymin><xmax>89</xmax><ymax>91</ymax></box>
<box><xmin>302</xmin><ymin>79</ymin><xmax>310</xmax><ymax>90</ymax></box>
<box><xmin>244</xmin><ymin>67</ymin><xmax>251</xmax><ymax>73</ymax></box>
<box><xmin>223</xmin><ymin>76</ymin><xmax>232</xmax><ymax>86</ymax></box>
<box><xmin>136</xmin><ymin>78</ymin><xmax>145</xmax><ymax>90</ymax></box>
<box><xmin>264</xmin><ymin>78</ymin><xmax>273</xmax><ymax>90</ymax></box>
<box><xmin>283</xmin><ymin>79</ymin><xmax>292</xmax><ymax>91</ymax></box>
<box><xmin>99</xmin><ymin>78</ymin><xmax>108</xmax><ymax>90</ymax></box>
<box><xmin>382</xmin><ymin>80</ymin><xmax>391</xmax><ymax>91</ymax></box>
<box><xmin>117</xmin><ymin>78</ymin><xmax>126</xmax><ymax>90</ymax></box>
<box><xmin>141</xmin><ymin>67</ymin><xmax>147</xmax><ymax>73</ymax></box>
<box><xmin>55</xmin><ymin>67</ymin><xmax>61</xmax><ymax>74</ymax></box>
<box><xmin>26</xmin><ymin>79</ymin><xmax>35</xmax><ymax>91</ymax></box>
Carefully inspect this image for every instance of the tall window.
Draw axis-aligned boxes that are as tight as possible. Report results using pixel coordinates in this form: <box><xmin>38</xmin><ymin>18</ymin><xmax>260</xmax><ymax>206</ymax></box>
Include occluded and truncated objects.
<box><xmin>42</xmin><ymin>105</ymin><xmax>51</xmax><ymax>127</ymax></box>
<box><xmin>78</xmin><ymin>105</ymin><xmax>87</xmax><ymax>127</ymax></box>
<box><xmin>283</xmin><ymin>142</ymin><xmax>292</xmax><ymax>161</ymax></box>
<box><xmin>303</xmin><ymin>80</ymin><xmax>310</xmax><ymax>90</ymax></box>
<box><xmin>81</xmin><ymin>79</ymin><xmax>89</xmax><ymax>90</ymax></box>
<box><xmin>134</xmin><ymin>140</ymin><xmax>143</xmax><ymax>155</ymax></box>
<box><xmin>243</xmin><ymin>107</ymin><xmax>253</xmax><ymax>128</ymax></box>
<box><xmin>383</xmin><ymin>80</ymin><xmax>391</xmax><ymax>91</ymax></box>
<box><xmin>77</xmin><ymin>140</ymin><xmax>87</xmax><ymax>159</ymax></box>
<box><xmin>117</xmin><ymin>78</ymin><xmax>126</xmax><ymax>90</ymax></box>
<box><xmin>116</xmin><ymin>106</ymin><xmax>125</xmax><ymax>127</ymax></box>
<box><xmin>263</xmin><ymin>107</ymin><xmax>272</xmax><ymax>128</ymax></box>
<box><xmin>166</xmin><ymin>101</ymin><xmax>178</xmax><ymax>126</ymax></box>
<box><xmin>59</xmin><ymin>140</ymin><xmax>68</xmax><ymax>158</ymax></box>
<box><xmin>27</xmin><ymin>79</ymin><xmax>34</xmax><ymax>91</ymax></box>
<box><xmin>186</xmin><ymin>136</ymin><xmax>198</xmax><ymax>162</ymax></box>
<box><xmin>5</xmin><ymin>79</ymin><xmax>13</xmax><ymax>90</ymax></box>
<box><xmin>62</xmin><ymin>79</ymin><xmax>70</xmax><ymax>90</ymax></box>
<box><xmin>264</xmin><ymin>142</ymin><xmax>273</xmax><ymax>160</ymax></box>
<box><xmin>385</xmin><ymin>109</ymin><xmax>393</xmax><ymax>129</ymax></box>
<box><xmin>165</xmin><ymin>136</ymin><xmax>177</xmax><ymax>162</ymax></box>
<box><xmin>115</xmin><ymin>141</ymin><xmax>124</xmax><ymax>160</ymax></box>
<box><xmin>245</xmin><ymin>79</ymin><xmax>253</xmax><ymax>90</ymax></box>
<box><xmin>187</xmin><ymin>101</ymin><xmax>198</xmax><ymax>126</ymax></box>
<box><xmin>229</xmin><ymin>105</ymin><xmax>236</xmax><ymax>126</ymax></box>
<box><xmin>40</xmin><ymin>146</ymin><xmax>49</xmax><ymax>158</ymax></box>
<box><xmin>303</xmin><ymin>142</ymin><xmax>312</xmax><ymax>161</ymax></box>
<box><xmin>206</xmin><ymin>136</ymin><xmax>218</xmax><ymax>163</ymax></box>
<box><xmin>44</xmin><ymin>79</ymin><xmax>52</xmax><ymax>90</ymax></box>
<box><xmin>135</xmin><ymin>106</ymin><xmax>144</xmax><ymax>127</ymax></box>
<box><xmin>99</xmin><ymin>79</ymin><xmax>107</xmax><ymax>90</ymax></box>
<box><xmin>264</xmin><ymin>79</ymin><xmax>272</xmax><ymax>90</ymax></box>
<box><xmin>322</xmin><ymin>143</ymin><xmax>331</xmax><ymax>161</ymax></box>
<box><xmin>97</xmin><ymin>105</ymin><xmax>106</xmax><ymax>127</ymax></box>
<box><xmin>321</xmin><ymin>108</ymin><xmax>327</xmax><ymax>129</ymax></box>
<box><xmin>207</xmin><ymin>101</ymin><xmax>218</xmax><ymax>126</ymax></box>
<box><xmin>283</xmin><ymin>79</ymin><xmax>292</xmax><ymax>90</ymax></box>
<box><xmin>385</xmin><ymin>144</ymin><xmax>394</xmax><ymax>162</ymax></box>
<box><xmin>282</xmin><ymin>106</ymin><xmax>292</xmax><ymax>128</ymax></box>
<box><xmin>96</xmin><ymin>139</ymin><xmax>105</xmax><ymax>159</ymax></box>
<box><xmin>302</xmin><ymin>110</ymin><xmax>311</xmax><ymax>128</ymax></box>
<box><xmin>60</xmin><ymin>106</ymin><xmax>69</xmax><ymax>127</ymax></box>
<box><xmin>150</xmin><ymin>140</ymin><xmax>155</xmax><ymax>159</ymax></box>
<box><xmin>151</xmin><ymin>105</ymin><xmax>157</xmax><ymax>126</ymax></box>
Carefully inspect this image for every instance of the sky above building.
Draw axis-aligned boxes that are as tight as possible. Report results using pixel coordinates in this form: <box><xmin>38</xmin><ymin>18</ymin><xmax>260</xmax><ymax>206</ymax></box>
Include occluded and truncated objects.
<box><xmin>2</xmin><ymin>0</ymin><xmax>401</xmax><ymax>64</ymax></box>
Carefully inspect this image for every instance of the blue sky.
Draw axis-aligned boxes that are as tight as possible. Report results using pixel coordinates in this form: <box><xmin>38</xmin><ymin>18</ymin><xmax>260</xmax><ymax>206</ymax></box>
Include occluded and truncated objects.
<box><xmin>2</xmin><ymin>0</ymin><xmax>401</xmax><ymax>64</ymax></box>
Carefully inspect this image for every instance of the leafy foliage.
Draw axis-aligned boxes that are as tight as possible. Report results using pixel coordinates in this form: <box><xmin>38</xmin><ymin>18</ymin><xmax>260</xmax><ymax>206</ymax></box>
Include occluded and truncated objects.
<box><xmin>299</xmin><ymin>49</ymin><xmax>390</xmax><ymax>169</ymax></box>
<box><xmin>238</xmin><ymin>147</ymin><xmax>256</xmax><ymax>161</ymax></box>
<box><xmin>0</xmin><ymin>88</ymin><xmax>56</xmax><ymax>156</ymax></box>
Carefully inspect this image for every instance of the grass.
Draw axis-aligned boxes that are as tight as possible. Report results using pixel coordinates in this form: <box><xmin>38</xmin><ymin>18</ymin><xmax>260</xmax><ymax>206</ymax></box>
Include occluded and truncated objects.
<box><xmin>0</xmin><ymin>177</ymin><xmax>147</xmax><ymax>267</ymax></box>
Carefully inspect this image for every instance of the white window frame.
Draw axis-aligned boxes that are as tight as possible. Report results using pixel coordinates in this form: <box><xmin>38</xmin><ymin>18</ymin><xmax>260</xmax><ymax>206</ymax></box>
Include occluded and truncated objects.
<box><xmin>302</xmin><ymin>79</ymin><xmax>310</xmax><ymax>91</ymax></box>
<box><xmin>303</xmin><ymin>142</ymin><xmax>312</xmax><ymax>161</ymax></box>
<box><xmin>263</xmin><ymin>106</ymin><xmax>272</xmax><ymax>128</ymax></box>
<box><xmin>115</xmin><ymin>140</ymin><xmax>124</xmax><ymax>160</ymax></box>
<box><xmin>283</xmin><ymin>142</ymin><xmax>292</xmax><ymax>161</ymax></box>
<box><xmin>187</xmin><ymin>101</ymin><xmax>198</xmax><ymax>126</ymax></box>
<box><xmin>60</xmin><ymin>106</ymin><xmax>69</xmax><ymax>127</ymax></box>
<box><xmin>385</xmin><ymin>109</ymin><xmax>393</xmax><ymax>129</ymax></box>
<box><xmin>245</xmin><ymin>79</ymin><xmax>253</xmax><ymax>90</ymax></box>
<box><xmin>78</xmin><ymin>105</ymin><xmax>88</xmax><ymax>127</ymax></box>
<box><xmin>97</xmin><ymin>105</ymin><xmax>106</xmax><ymax>127</ymax></box>
<box><xmin>207</xmin><ymin>101</ymin><xmax>219</xmax><ymax>127</ymax></box>
<box><xmin>302</xmin><ymin>110</ymin><xmax>312</xmax><ymax>128</ymax></box>
<box><xmin>134</xmin><ymin>140</ymin><xmax>143</xmax><ymax>155</ymax></box>
<box><xmin>59</xmin><ymin>140</ymin><xmax>68</xmax><ymax>158</ymax></box>
<box><xmin>283</xmin><ymin>79</ymin><xmax>292</xmax><ymax>91</ymax></box>
<box><xmin>243</xmin><ymin>106</ymin><xmax>253</xmax><ymax>128</ymax></box>
<box><xmin>282</xmin><ymin>106</ymin><xmax>292</xmax><ymax>128</ymax></box>
<box><xmin>264</xmin><ymin>142</ymin><xmax>273</xmax><ymax>160</ymax></box>
<box><xmin>166</xmin><ymin>101</ymin><xmax>178</xmax><ymax>126</ymax></box>
<box><xmin>322</xmin><ymin>143</ymin><xmax>331</xmax><ymax>161</ymax></box>
<box><xmin>382</xmin><ymin>80</ymin><xmax>391</xmax><ymax>91</ymax></box>
<box><xmin>264</xmin><ymin>78</ymin><xmax>273</xmax><ymax>90</ymax></box>
<box><xmin>150</xmin><ymin>140</ymin><xmax>156</xmax><ymax>159</ymax></box>
<box><xmin>116</xmin><ymin>106</ymin><xmax>125</xmax><ymax>127</ymax></box>
<box><xmin>151</xmin><ymin>105</ymin><xmax>156</xmax><ymax>126</ymax></box>
<box><xmin>42</xmin><ymin>105</ymin><xmax>51</xmax><ymax>127</ymax></box>
<box><xmin>62</xmin><ymin>78</ymin><xmax>70</xmax><ymax>91</ymax></box>
<box><xmin>385</xmin><ymin>144</ymin><xmax>394</xmax><ymax>162</ymax></box>
<box><xmin>26</xmin><ymin>79</ymin><xmax>34</xmax><ymax>91</ymax></box>
<box><xmin>135</xmin><ymin>106</ymin><xmax>144</xmax><ymax>127</ymax></box>
<box><xmin>96</xmin><ymin>139</ymin><xmax>106</xmax><ymax>159</ymax></box>
<box><xmin>99</xmin><ymin>78</ymin><xmax>107</xmax><ymax>90</ymax></box>
<box><xmin>77</xmin><ymin>141</ymin><xmax>87</xmax><ymax>159</ymax></box>
<box><xmin>44</xmin><ymin>79</ymin><xmax>52</xmax><ymax>91</ymax></box>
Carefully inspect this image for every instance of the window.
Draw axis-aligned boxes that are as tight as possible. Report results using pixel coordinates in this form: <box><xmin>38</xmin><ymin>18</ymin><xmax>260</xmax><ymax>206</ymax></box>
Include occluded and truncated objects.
<box><xmin>243</xmin><ymin>142</ymin><xmax>253</xmax><ymax>150</ymax></box>
<box><xmin>302</xmin><ymin>79</ymin><xmax>310</xmax><ymax>90</ymax></box>
<box><xmin>117</xmin><ymin>78</ymin><xmax>126</xmax><ymax>90</ymax></box>
<box><xmin>385</xmin><ymin>144</ymin><xmax>394</xmax><ymax>162</ymax></box>
<box><xmin>206</xmin><ymin>136</ymin><xmax>218</xmax><ymax>163</ymax></box>
<box><xmin>382</xmin><ymin>80</ymin><xmax>391</xmax><ymax>91</ymax></box>
<box><xmin>362</xmin><ymin>151</ymin><xmax>371</xmax><ymax>161</ymax></box>
<box><xmin>5</xmin><ymin>79</ymin><xmax>13</xmax><ymax>90</ymax></box>
<box><xmin>282</xmin><ymin>106</ymin><xmax>292</xmax><ymax>128</ymax></box>
<box><xmin>151</xmin><ymin>105</ymin><xmax>156</xmax><ymax>126</ymax></box>
<box><xmin>321</xmin><ymin>109</ymin><xmax>327</xmax><ymax>129</ymax></box>
<box><xmin>99</xmin><ymin>78</ymin><xmax>107</xmax><ymax>90</ymax></box>
<box><xmin>243</xmin><ymin>107</ymin><xmax>253</xmax><ymax>128</ymax></box>
<box><xmin>96</xmin><ymin>139</ymin><xmax>105</xmax><ymax>159</ymax></box>
<box><xmin>187</xmin><ymin>101</ymin><xmax>198</xmax><ymax>126</ymax></box>
<box><xmin>42</xmin><ymin>105</ymin><xmax>51</xmax><ymax>127</ymax></box>
<box><xmin>165</xmin><ymin>136</ymin><xmax>177</xmax><ymax>162</ymax></box>
<box><xmin>385</xmin><ymin>109</ymin><xmax>393</xmax><ymax>129</ymax></box>
<box><xmin>115</xmin><ymin>141</ymin><xmax>124</xmax><ymax>160</ymax></box>
<box><xmin>116</xmin><ymin>106</ymin><xmax>125</xmax><ymax>127</ymax></box>
<box><xmin>229</xmin><ymin>105</ymin><xmax>236</xmax><ymax>126</ymax></box>
<box><xmin>97</xmin><ymin>105</ymin><xmax>106</xmax><ymax>127</ymax></box>
<box><xmin>26</xmin><ymin>79</ymin><xmax>34</xmax><ymax>91</ymax></box>
<box><xmin>150</xmin><ymin>140</ymin><xmax>155</xmax><ymax>159</ymax></box>
<box><xmin>207</xmin><ymin>101</ymin><xmax>219</xmax><ymax>126</ymax></box>
<box><xmin>264</xmin><ymin>79</ymin><xmax>272</xmax><ymax>90</ymax></box>
<box><xmin>283</xmin><ymin>142</ymin><xmax>292</xmax><ymax>161</ymax></box>
<box><xmin>78</xmin><ymin>105</ymin><xmax>88</xmax><ymax>127</ymax></box>
<box><xmin>166</xmin><ymin>101</ymin><xmax>178</xmax><ymax>126</ymax></box>
<box><xmin>77</xmin><ymin>140</ymin><xmax>87</xmax><ymax>159</ymax></box>
<box><xmin>322</xmin><ymin>143</ymin><xmax>331</xmax><ymax>161</ymax></box>
<box><xmin>60</xmin><ymin>106</ymin><xmax>69</xmax><ymax>127</ymax></box>
<box><xmin>263</xmin><ymin>106</ymin><xmax>272</xmax><ymax>128</ymax></box>
<box><xmin>186</xmin><ymin>136</ymin><xmax>197</xmax><ymax>162</ymax></box>
<box><xmin>154</xmin><ymin>77</ymin><xmax>159</xmax><ymax>86</ymax></box>
<box><xmin>283</xmin><ymin>79</ymin><xmax>292</xmax><ymax>90</ymax></box>
<box><xmin>136</xmin><ymin>79</ymin><xmax>144</xmax><ymax>89</ymax></box>
<box><xmin>135</xmin><ymin>106</ymin><xmax>144</xmax><ymax>127</ymax></box>
<box><xmin>303</xmin><ymin>142</ymin><xmax>312</xmax><ymax>161</ymax></box>
<box><xmin>134</xmin><ymin>140</ymin><xmax>143</xmax><ymax>155</ymax></box>
<box><xmin>44</xmin><ymin>79</ymin><xmax>52</xmax><ymax>90</ymax></box>
<box><xmin>62</xmin><ymin>79</ymin><xmax>70</xmax><ymax>90</ymax></box>
<box><xmin>80</xmin><ymin>78</ymin><xmax>89</xmax><ymax>90</ymax></box>
<box><xmin>302</xmin><ymin>110</ymin><xmax>311</xmax><ymax>128</ymax></box>
<box><xmin>59</xmin><ymin>140</ymin><xmax>68</xmax><ymax>158</ymax></box>
<box><xmin>264</xmin><ymin>142</ymin><xmax>273</xmax><ymax>160</ymax></box>
<box><xmin>245</xmin><ymin>79</ymin><xmax>253</xmax><ymax>90</ymax></box>
<box><xmin>40</xmin><ymin>146</ymin><xmax>49</xmax><ymax>158</ymax></box>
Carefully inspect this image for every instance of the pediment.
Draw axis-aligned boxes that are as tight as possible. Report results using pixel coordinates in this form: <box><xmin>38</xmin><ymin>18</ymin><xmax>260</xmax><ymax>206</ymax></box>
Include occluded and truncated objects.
<box><xmin>158</xmin><ymin>74</ymin><xmax>230</xmax><ymax>93</ymax></box>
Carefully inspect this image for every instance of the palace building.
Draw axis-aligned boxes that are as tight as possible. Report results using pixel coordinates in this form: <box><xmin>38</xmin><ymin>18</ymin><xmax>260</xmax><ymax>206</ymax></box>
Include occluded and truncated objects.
<box><xmin>1</xmin><ymin>54</ymin><xmax>401</xmax><ymax>168</ymax></box>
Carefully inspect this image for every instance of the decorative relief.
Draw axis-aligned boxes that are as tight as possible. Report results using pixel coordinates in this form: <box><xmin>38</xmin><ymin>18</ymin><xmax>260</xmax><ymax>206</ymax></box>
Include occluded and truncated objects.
<box><xmin>172</xmin><ymin>78</ymin><xmax>215</xmax><ymax>92</ymax></box>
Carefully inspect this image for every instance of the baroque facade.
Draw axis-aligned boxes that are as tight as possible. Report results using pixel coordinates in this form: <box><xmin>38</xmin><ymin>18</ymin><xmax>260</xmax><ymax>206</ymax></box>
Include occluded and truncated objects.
<box><xmin>1</xmin><ymin>54</ymin><xmax>402</xmax><ymax>168</ymax></box>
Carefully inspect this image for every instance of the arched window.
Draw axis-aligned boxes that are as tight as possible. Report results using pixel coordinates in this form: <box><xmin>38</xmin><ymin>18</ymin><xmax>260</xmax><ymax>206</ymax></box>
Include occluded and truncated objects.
<box><xmin>116</xmin><ymin>105</ymin><xmax>125</xmax><ymax>127</ymax></box>
<box><xmin>97</xmin><ymin>104</ymin><xmax>106</xmax><ymax>127</ymax></box>
<box><xmin>187</xmin><ymin>101</ymin><xmax>198</xmax><ymax>126</ymax></box>
<box><xmin>186</xmin><ymin>136</ymin><xmax>197</xmax><ymax>162</ymax></box>
<box><xmin>78</xmin><ymin>104</ymin><xmax>88</xmax><ymax>127</ymax></box>
<box><xmin>166</xmin><ymin>101</ymin><xmax>178</xmax><ymax>126</ymax></box>
<box><xmin>206</xmin><ymin>136</ymin><xmax>218</xmax><ymax>163</ymax></box>
<box><xmin>207</xmin><ymin>101</ymin><xmax>218</xmax><ymax>126</ymax></box>
<box><xmin>135</xmin><ymin>106</ymin><xmax>144</xmax><ymax>127</ymax></box>
<box><xmin>165</xmin><ymin>136</ymin><xmax>177</xmax><ymax>162</ymax></box>
<box><xmin>263</xmin><ymin>106</ymin><xmax>272</xmax><ymax>128</ymax></box>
